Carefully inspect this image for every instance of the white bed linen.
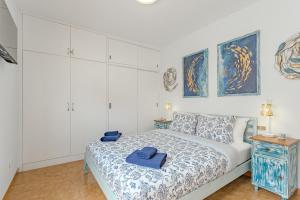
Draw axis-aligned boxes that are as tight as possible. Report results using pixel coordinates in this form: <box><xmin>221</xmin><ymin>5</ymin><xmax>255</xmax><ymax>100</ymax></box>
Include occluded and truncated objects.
<box><xmin>156</xmin><ymin>129</ymin><xmax>251</xmax><ymax>170</ymax></box>
<box><xmin>230</xmin><ymin>142</ymin><xmax>251</xmax><ymax>165</ymax></box>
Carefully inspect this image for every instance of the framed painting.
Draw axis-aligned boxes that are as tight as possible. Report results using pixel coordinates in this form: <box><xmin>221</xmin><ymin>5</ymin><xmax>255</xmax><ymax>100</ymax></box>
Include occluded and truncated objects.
<box><xmin>217</xmin><ymin>31</ymin><xmax>260</xmax><ymax>96</ymax></box>
<box><xmin>183</xmin><ymin>49</ymin><xmax>208</xmax><ymax>97</ymax></box>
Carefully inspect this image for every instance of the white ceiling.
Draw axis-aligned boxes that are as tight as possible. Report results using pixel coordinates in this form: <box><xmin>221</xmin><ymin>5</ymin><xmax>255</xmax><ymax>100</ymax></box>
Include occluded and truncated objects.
<box><xmin>14</xmin><ymin>0</ymin><xmax>260</xmax><ymax>47</ymax></box>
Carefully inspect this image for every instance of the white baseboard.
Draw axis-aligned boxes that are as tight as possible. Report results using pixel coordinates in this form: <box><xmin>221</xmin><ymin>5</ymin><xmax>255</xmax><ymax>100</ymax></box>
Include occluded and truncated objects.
<box><xmin>22</xmin><ymin>154</ymin><xmax>84</xmax><ymax>171</ymax></box>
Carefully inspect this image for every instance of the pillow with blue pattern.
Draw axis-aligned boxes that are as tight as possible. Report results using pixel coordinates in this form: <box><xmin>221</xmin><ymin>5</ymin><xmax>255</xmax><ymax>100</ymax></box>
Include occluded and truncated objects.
<box><xmin>196</xmin><ymin>114</ymin><xmax>236</xmax><ymax>144</ymax></box>
<box><xmin>169</xmin><ymin>112</ymin><xmax>197</xmax><ymax>135</ymax></box>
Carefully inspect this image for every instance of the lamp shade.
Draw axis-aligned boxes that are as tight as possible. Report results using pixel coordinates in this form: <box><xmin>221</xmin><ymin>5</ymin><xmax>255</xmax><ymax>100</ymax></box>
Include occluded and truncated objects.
<box><xmin>261</xmin><ymin>104</ymin><xmax>273</xmax><ymax>117</ymax></box>
<box><xmin>165</xmin><ymin>102</ymin><xmax>172</xmax><ymax>111</ymax></box>
<box><xmin>136</xmin><ymin>0</ymin><xmax>159</xmax><ymax>5</ymax></box>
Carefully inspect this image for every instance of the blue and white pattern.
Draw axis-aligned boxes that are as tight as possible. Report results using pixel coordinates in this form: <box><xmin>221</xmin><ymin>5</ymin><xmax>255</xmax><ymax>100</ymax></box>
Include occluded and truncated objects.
<box><xmin>196</xmin><ymin>114</ymin><xmax>235</xmax><ymax>144</ymax></box>
<box><xmin>169</xmin><ymin>112</ymin><xmax>198</xmax><ymax>135</ymax></box>
<box><xmin>86</xmin><ymin>131</ymin><xmax>229</xmax><ymax>200</ymax></box>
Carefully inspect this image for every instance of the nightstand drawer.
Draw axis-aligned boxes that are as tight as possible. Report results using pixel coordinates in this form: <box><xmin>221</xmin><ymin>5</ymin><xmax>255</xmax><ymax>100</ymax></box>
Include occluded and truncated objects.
<box><xmin>253</xmin><ymin>142</ymin><xmax>286</xmax><ymax>158</ymax></box>
<box><xmin>252</xmin><ymin>154</ymin><xmax>287</xmax><ymax>196</ymax></box>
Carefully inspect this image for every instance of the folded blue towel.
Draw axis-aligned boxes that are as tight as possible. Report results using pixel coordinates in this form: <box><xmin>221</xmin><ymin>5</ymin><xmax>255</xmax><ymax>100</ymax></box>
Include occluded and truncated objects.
<box><xmin>126</xmin><ymin>150</ymin><xmax>167</xmax><ymax>169</ymax></box>
<box><xmin>137</xmin><ymin>147</ymin><xmax>157</xmax><ymax>159</ymax></box>
<box><xmin>104</xmin><ymin>131</ymin><xmax>119</xmax><ymax>136</ymax></box>
<box><xmin>100</xmin><ymin>133</ymin><xmax>121</xmax><ymax>142</ymax></box>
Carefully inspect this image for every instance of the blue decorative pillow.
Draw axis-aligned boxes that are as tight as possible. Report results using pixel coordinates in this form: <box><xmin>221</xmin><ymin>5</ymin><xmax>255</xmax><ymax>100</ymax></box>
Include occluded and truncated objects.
<box><xmin>196</xmin><ymin>114</ymin><xmax>236</xmax><ymax>144</ymax></box>
<box><xmin>169</xmin><ymin>112</ymin><xmax>197</xmax><ymax>135</ymax></box>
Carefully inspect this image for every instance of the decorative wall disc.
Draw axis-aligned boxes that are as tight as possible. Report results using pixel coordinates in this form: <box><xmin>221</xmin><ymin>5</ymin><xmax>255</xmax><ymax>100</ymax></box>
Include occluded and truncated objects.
<box><xmin>275</xmin><ymin>33</ymin><xmax>300</xmax><ymax>79</ymax></box>
<box><xmin>163</xmin><ymin>68</ymin><xmax>178</xmax><ymax>92</ymax></box>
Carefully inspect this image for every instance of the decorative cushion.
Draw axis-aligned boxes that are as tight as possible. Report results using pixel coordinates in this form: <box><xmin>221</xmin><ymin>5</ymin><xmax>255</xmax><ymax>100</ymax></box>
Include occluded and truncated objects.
<box><xmin>169</xmin><ymin>112</ymin><xmax>197</xmax><ymax>135</ymax></box>
<box><xmin>196</xmin><ymin>114</ymin><xmax>236</xmax><ymax>144</ymax></box>
<box><xmin>233</xmin><ymin>117</ymin><xmax>249</xmax><ymax>143</ymax></box>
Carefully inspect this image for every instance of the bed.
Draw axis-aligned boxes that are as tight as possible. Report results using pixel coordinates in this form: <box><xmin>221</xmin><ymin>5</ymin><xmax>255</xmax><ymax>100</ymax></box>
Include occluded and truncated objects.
<box><xmin>84</xmin><ymin>115</ymin><xmax>257</xmax><ymax>200</ymax></box>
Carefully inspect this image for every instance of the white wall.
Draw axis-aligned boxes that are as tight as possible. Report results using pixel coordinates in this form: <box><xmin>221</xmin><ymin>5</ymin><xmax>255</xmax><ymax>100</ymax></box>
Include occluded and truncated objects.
<box><xmin>161</xmin><ymin>0</ymin><xmax>300</xmax><ymax>185</ymax></box>
<box><xmin>0</xmin><ymin>57</ymin><xmax>19</xmax><ymax>199</ymax></box>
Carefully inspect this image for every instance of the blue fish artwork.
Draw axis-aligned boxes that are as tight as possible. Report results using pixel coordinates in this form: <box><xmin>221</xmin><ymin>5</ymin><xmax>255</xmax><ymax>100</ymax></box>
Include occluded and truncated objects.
<box><xmin>218</xmin><ymin>31</ymin><xmax>260</xmax><ymax>96</ymax></box>
<box><xmin>183</xmin><ymin>49</ymin><xmax>208</xmax><ymax>97</ymax></box>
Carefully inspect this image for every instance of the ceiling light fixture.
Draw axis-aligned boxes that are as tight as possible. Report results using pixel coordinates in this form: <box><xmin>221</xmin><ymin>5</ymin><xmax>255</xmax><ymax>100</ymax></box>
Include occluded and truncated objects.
<box><xmin>136</xmin><ymin>0</ymin><xmax>159</xmax><ymax>5</ymax></box>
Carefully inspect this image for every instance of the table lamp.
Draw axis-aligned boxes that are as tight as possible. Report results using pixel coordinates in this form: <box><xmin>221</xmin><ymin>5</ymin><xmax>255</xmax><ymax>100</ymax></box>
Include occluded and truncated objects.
<box><xmin>165</xmin><ymin>102</ymin><xmax>172</xmax><ymax>121</ymax></box>
<box><xmin>260</xmin><ymin>103</ymin><xmax>273</xmax><ymax>137</ymax></box>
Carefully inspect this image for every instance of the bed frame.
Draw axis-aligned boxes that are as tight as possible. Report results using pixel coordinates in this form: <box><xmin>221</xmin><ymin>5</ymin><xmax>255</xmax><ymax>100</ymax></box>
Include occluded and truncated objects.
<box><xmin>84</xmin><ymin>116</ymin><xmax>257</xmax><ymax>200</ymax></box>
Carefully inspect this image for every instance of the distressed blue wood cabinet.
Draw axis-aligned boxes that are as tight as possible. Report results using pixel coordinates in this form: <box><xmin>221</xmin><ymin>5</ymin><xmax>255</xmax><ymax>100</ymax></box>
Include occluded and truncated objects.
<box><xmin>154</xmin><ymin>119</ymin><xmax>172</xmax><ymax>129</ymax></box>
<box><xmin>251</xmin><ymin>135</ymin><xmax>299</xmax><ymax>200</ymax></box>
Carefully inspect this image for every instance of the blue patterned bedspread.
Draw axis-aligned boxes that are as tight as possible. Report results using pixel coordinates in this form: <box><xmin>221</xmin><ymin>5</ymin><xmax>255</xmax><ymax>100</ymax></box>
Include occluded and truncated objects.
<box><xmin>86</xmin><ymin>130</ymin><xmax>232</xmax><ymax>200</ymax></box>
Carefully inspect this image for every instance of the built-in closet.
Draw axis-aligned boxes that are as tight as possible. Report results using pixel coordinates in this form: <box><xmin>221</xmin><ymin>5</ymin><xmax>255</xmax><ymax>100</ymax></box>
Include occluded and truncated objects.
<box><xmin>22</xmin><ymin>15</ymin><xmax>160</xmax><ymax>169</ymax></box>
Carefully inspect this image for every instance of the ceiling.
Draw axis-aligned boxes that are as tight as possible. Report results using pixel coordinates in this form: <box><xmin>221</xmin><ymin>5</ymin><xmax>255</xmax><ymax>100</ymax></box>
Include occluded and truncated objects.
<box><xmin>14</xmin><ymin>0</ymin><xmax>260</xmax><ymax>47</ymax></box>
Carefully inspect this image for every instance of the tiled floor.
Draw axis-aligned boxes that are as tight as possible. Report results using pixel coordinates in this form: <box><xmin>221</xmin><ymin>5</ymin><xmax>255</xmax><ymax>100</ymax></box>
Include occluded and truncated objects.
<box><xmin>4</xmin><ymin>160</ymin><xmax>300</xmax><ymax>200</ymax></box>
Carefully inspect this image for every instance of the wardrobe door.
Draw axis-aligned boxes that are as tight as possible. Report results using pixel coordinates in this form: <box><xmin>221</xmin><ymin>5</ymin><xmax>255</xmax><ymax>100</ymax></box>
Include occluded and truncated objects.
<box><xmin>109</xmin><ymin>65</ymin><xmax>137</xmax><ymax>135</ymax></box>
<box><xmin>108</xmin><ymin>39</ymin><xmax>138</xmax><ymax>67</ymax></box>
<box><xmin>70</xmin><ymin>58</ymin><xmax>107</xmax><ymax>154</ymax></box>
<box><xmin>23</xmin><ymin>15</ymin><xmax>70</xmax><ymax>56</ymax></box>
<box><xmin>71</xmin><ymin>27</ymin><xmax>106</xmax><ymax>62</ymax></box>
<box><xmin>138</xmin><ymin>47</ymin><xmax>160</xmax><ymax>72</ymax></box>
<box><xmin>23</xmin><ymin>51</ymin><xmax>70</xmax><ymax>164</ymax></box>
<box><xmin>138</xmin><ymin>71</ymin><xmax>159</xmax><ymax>132</ymax></box>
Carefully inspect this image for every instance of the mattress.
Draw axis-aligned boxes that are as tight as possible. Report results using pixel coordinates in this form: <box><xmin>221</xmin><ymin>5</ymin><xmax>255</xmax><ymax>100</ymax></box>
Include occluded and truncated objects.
<box><xmin>230</xmin><ymin>142</ymin><xmax>251</xmax><ymax>166</ymax></box>
<box><xmin>86</xmin><ymin>129</ymin><xmax>244</xmax><ymax>200</ymax></box>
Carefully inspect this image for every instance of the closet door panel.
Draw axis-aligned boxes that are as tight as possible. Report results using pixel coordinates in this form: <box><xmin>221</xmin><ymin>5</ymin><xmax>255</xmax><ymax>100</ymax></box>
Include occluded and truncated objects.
<box><xmin>109</xmin><ymin>65</ymin><xmax>137</xmax><ymax>135</ymax></box>
<box><xmin>108</xmin><ymin>39</ymin><xmax>138</xmax><ymax>67</ymax></box>
<box><xmin>23</xmin><ymin>51</ymin><xmax>70</xmax><ymax>163</ymax></box>
<box><xmin>138</xmin><ymin>71</ymin><xmax>159</xmax><ymax>132</ymax></box>
<box><xmin>71</xmin><ymin>58</ymin><xmax>107</xmax><ymax>154</ymax></box>
<box><xmin>71</xmin><ymin>27</ymin><xmax>106</xmax><ymax>62</ymax></box>
<box><xmin>23</xmin><ymin>15</ymin><xmax>70</xmax><ymax>56</ymax></box>
<box><xmin>138</xmin><ymin>47</ymin><xmax>160</xmax><ymax>72</ymax></box>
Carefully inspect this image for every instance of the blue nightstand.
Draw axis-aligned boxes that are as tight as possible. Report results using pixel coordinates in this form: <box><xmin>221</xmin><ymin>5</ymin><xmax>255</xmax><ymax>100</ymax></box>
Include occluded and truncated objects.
<box><xmin>251</xmin><ymin>135</ymin><xmax>299</xmax><ymax>200</ymax></box>
<box><xmin>154</xmin><ymin>119</ymin><xmax>172</xmax><ymax>129</ymax></box>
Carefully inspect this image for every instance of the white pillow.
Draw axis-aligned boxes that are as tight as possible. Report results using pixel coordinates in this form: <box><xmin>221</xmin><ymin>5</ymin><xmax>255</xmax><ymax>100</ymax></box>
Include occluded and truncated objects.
<box><xmin>233</xmin><ymin>117</ymin><xmax>249</xmax><ymax>143</ymax></box>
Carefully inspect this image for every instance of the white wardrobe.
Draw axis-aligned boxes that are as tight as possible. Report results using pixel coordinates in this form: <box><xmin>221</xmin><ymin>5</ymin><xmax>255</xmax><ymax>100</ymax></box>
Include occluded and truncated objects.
<box><xmin>107</xmin><ymin>39</ymin><xmax>160</xmax><ymax>135</ymax></box>
<box><xmin>22</xmin><ymin>15</ymin><xmax>160</xmax><ymax>169</ymax></box>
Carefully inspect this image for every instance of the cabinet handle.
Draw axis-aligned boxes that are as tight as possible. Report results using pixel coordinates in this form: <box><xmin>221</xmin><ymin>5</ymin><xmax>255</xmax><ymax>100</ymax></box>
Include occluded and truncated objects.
<box><xmin>156</xmin><ymin>64</ymin><xmax>158</xmax><ymax>68</ymax></box>
<box><xmin>71</xmin><ymin>103</ymin><xmax>75</xmax><ymax>111</ymax></box>
<box><xmin>109</xmin><ymin>102</ymin><xmax>112</xmax><ymax>109</ymax></box>
<box><xmin>109</xmin><ymin>55</ymin><xmax>112</xmax><ymax>60</ymax></box>
<box><xmin>70</xmin><ymin>49</ymin><xmax>75</xmax><ymax>55</ymax></box>
<box><xmin>67</xmin><ymin>102</ymin><xmax>70</xmax><ymax>111</ymax></box>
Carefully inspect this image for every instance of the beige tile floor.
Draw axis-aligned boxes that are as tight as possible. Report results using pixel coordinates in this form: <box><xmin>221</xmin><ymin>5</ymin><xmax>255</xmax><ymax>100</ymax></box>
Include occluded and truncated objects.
<box><xmin>3</xmin><ymin>160</ymin><xmax>300</xmax><ymax>200</ymax></box>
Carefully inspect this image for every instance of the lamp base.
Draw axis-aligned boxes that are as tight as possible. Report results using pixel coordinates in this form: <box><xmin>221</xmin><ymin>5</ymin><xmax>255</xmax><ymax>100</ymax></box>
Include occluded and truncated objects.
<box><xmin>261</xmin><ymin>131</ymin><xmax>276</xmax><ymax>137</ymax></box>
